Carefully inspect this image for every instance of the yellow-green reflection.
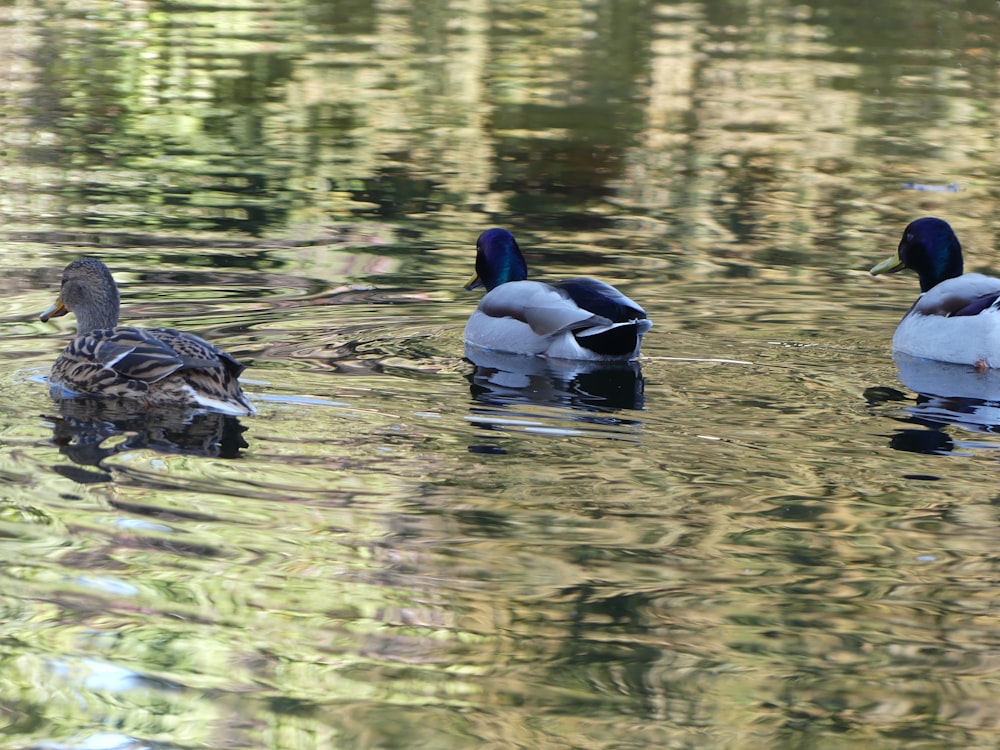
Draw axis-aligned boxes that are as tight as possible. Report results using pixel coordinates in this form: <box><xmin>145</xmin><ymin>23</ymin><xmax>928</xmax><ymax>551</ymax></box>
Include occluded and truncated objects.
<box><xmin>1</xmin><ymin>0</ymin><xmax>1000</xmax><ymax>748</ymax></box>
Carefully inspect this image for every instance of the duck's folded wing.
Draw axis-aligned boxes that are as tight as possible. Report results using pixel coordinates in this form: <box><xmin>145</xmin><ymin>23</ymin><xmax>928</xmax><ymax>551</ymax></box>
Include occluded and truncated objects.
<box><xmin>554</xmin><ymin>278</ymin><xmax>648</xmax><ymax>323</ymax></box>
<box><xmin>912</xmin><ymin>274</ymin><xmax>1000</xmax><ymax>317</ymax></box>
<box><xmin>478</xmin><ymin>281</ymin><xmax>609</xmax><ymax>336</ymax></box>
<box><xmin>151</xmin><ymin>327</ymin><xmax>246</xmax><ymax>376</ymax></box>
<box><xmin>951</xmin><ymin>292</ymin><xmax>1000</xmax><ymax>317</ymax></box>
<box><xmin>83</xmin><ymin>327</ymin><xmax>187</xmax><ymax>384</ymax></box>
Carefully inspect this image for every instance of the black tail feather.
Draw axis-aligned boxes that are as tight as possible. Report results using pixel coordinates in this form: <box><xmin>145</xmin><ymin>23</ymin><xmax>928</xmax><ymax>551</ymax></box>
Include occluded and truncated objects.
<box><xmin>574</xmin><ymin>324</ymin><xmax>641</xmax><ymax>357</ymax></box>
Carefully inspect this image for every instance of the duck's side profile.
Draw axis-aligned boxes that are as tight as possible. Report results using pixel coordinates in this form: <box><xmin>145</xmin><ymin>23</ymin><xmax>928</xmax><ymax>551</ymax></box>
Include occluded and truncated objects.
<box><xmin>870</xmin><ymin>217</ymin><xmax>1000</xmax><ymax>369</ymax></box>
<box><xmin>40</xmin><ymin>257</ymin><xmax>255</xmax><ymax>416</ymax></box>
<box><xmin>464</xmin><ymin>228</ymin><xmax>652</xmax><ymax>361</ymax></box>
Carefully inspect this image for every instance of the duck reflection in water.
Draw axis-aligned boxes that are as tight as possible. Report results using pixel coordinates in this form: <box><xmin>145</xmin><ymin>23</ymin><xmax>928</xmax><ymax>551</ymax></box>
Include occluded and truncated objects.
<box><xmin>46</xmin><ymin>397</ymin><xmax>249</xmax><ymax>477</ymax></box>
<box><xmin>869</xmin><ymin>353</ymin><xmax>1000</xmax><ymax>456</ymax></box>
<box><xmin>465</xmin><ymin>343</ymin><xmax>645</xmax><ymax>412</ymax></box>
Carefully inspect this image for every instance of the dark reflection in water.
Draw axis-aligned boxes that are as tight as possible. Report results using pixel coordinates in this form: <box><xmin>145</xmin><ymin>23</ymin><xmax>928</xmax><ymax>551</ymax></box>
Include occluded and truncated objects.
<box><xmin>4</xmin><ymin>0</ymin><xmax>1000</xmax><ymax>748</ymax></box>
<box><xmin>896</xmin><ymin>354</ymin><xmax>1000</xmax><ymax>423</ymax></box>
<box><xmin>464</xmin><ymin>346</ymin><xmax>646</xmax><ymax>450</ymax></box>
<box><xmin>889</xmin><ymin>428</ymin><xmax>955</xmax><ymax>457</ymax></box>
<box><xmin>45</xmin><ymin>397</ymin><xmax>249</xmax><ymax>479</ymax></box>
<box><xmin>465</xmin><ymin>345</ymin><xmax>645</xmax><ymax>412</ymax></box>
<box><xmin>872</xmin><ymin>355</ymin><xmax>1000</xmax><ymax>456</ymax></box>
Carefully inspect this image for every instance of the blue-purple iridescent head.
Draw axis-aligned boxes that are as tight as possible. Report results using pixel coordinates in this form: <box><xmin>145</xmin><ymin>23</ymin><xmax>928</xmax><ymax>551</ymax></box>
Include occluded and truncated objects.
<box><xmin>871</xmin><ymin>217</ymin><xmax>963</xmax><ymax>293</ymax></box>
<box><xmin>466</xmin><ymin>228</ymin><xmax>529</xmax><ymax>291</ymax></box>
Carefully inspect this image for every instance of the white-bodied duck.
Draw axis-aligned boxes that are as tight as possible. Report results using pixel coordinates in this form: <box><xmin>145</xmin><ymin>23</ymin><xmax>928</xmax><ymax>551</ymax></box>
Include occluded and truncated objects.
<box><xmin>464</xmin><ymin>228</ymin><xmax>651</xmax><ymax>361</ymax></box>
<box><xmin>871</xmin><ymin>217</ymin><xmax>1000</xmax><ymax>369</ymax></box>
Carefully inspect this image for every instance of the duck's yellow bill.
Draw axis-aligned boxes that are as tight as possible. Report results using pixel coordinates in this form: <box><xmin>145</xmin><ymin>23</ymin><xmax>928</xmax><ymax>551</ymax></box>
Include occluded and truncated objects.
<box><xmin>465</xmin><ymin>271</ymin><xmax>482</xmax><ymax>290</ymax></box>
<box><xmin>40</xmin><ymin>298</ymin><xmax>68</xmax><ymax>322</ymax></box>
<box><xmin>870</xmin><ymin>253</ymin><xmax>905</xmax><ymax>276</ymax></box>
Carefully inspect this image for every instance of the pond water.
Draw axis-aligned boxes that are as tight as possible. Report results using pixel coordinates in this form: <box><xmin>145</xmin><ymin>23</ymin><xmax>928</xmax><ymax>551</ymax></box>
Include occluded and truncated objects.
<box><xmin>2</xmin><ymin>0</ymin><xmax>1000</xmax><ymax>748</ymax></box>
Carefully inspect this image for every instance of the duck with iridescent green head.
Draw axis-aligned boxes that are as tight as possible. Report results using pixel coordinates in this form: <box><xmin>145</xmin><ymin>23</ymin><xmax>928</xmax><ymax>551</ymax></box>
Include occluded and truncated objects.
<box><xmin>871</xmin><ymin>217</ymin><xmax>1000</xmax><ymax>369</ymax></box>
<box><xmin>464</xmin><ymin>228</ymin><xmax>652</xmax><ymax>361</ymax></box>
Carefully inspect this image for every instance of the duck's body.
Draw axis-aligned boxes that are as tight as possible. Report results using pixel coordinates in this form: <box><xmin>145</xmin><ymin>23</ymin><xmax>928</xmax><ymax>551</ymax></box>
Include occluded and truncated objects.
<box><xmin>41</xmin><ymin>258</ymin><xmax>254</xmax><ymax>416</ymax></box>
<box><xmin>871</xmin><ymin>217</ymin><xmax>1000</xmax><ymax>368</ymax></box>
<box><xmin>464</xmin><ymin>229</ymin><xmax>651</xmax><ymax>361</ymax></box>
<box><xmin>889</xmin><ymin>273</ymin><xmax>1000</xmax><ymax>366</ymax></box>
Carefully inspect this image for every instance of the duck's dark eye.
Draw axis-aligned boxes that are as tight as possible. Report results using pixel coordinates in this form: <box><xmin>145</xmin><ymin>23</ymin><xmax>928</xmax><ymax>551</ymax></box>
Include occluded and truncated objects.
<box><xmin>905</xmin><ymin>233</ymin><xmax>914</xmax><ymax>241</ymax></box>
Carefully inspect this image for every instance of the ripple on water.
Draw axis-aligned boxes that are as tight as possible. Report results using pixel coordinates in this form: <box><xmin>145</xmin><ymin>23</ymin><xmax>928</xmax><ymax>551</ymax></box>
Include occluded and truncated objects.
<box><xmin>4</xmin><ymin>0</ymin><xmax>1000</xmax><ymax>745</ymax></box>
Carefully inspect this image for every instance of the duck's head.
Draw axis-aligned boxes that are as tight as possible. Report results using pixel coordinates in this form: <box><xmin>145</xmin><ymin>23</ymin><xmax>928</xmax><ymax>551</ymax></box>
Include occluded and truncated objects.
<box><xmin>40</xmin><ymin>257</ymin><xmax>120</xmax><ymax>333</ymax></box>
<box><xmin>871</xmin><ymin>217</ymin><xmax>963</xmax><ymax>293</ymax></box>
<box><xmin>466</xmin><ymin>228</ymin><xmax>529</xmax><ymax>291</ymax></box>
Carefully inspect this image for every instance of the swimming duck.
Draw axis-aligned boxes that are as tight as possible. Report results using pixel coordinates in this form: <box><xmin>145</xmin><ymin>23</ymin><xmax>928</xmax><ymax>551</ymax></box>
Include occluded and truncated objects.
<box><xmin>40</xmin><ymin>257</ymin><xmax>255</xmax><ymax>415</ymax></box>
<box><xmin>464</xmin><ymin>228</ymin><xmax>651</xmax><ymax>361</ymax></box>
<box><xmin>870</xmin><ymin>217</ymin><xmax>1000</xmax><ymax>369</ymax></box>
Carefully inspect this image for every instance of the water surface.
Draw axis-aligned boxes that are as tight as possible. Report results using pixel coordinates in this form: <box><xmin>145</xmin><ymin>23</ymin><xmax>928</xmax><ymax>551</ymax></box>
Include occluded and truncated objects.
<box><xmin>2</xmin><ymin>1</ymin><xmax>1000</xmax><ymax>748</ymax></box>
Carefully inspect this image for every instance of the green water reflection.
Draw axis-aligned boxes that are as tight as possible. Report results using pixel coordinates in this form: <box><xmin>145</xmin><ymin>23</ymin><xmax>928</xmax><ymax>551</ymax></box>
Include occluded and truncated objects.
<box><xmin>2</xmin><ymin>0</ymin><xmax>1000</xmax><ymax>748</ymax></box>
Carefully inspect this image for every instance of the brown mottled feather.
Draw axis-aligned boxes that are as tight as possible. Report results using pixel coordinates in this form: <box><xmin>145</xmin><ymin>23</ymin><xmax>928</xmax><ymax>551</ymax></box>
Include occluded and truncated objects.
<box><xmin>41</xmin><ymin>258</ymin><xmax>254</xmax><ymax>415</ymax></box>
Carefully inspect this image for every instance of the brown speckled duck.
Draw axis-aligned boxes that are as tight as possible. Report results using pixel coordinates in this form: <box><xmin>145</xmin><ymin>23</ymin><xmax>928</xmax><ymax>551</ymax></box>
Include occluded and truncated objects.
<box><xmin>40</xmin><ymin>257</ymin><xmax>255</xmax><ymax>416</ymax></box>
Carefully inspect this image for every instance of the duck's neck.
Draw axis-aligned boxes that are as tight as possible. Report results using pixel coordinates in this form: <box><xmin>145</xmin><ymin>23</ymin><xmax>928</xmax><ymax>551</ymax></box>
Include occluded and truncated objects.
<box><xmin>910</xmin><ymin>222</ymin><xmax>963</xmax><ymax>292</ymax></box>
<box><xmin>918</xmin><ymin>251</ymin><xmax>962</xmax><ymax>292</ymax></box>
<box><xmin>75</xmin><ymin>295</ymin><xmax>120</xmax><ymax>334</ymax></box>
<box><xmin>485</xmin><ymin>258</ymin><xmax>527</xmax><ymax>288</ymax></box>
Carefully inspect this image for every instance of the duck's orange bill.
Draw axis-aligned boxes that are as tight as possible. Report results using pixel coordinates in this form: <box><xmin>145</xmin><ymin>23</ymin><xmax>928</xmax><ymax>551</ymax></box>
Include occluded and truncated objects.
<box><xmin>40</xmin><ymin>298</ymin><xmax>68</xmax><ymax>322</ymax></box>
